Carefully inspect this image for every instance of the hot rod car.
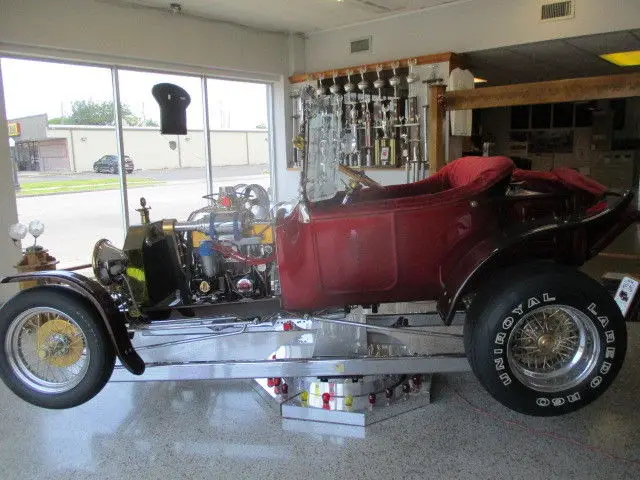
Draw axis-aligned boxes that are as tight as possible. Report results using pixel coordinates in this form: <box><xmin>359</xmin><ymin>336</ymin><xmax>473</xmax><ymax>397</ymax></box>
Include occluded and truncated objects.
<box><xmin>0</xmin><ymin>91</ymin><xmax>638</xmax><ymax>417</ymax></box>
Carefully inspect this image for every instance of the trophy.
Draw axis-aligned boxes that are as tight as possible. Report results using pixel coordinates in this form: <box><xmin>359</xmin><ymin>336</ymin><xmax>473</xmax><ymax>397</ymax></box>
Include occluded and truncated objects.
<box><xmin>357</xmin><ymin>66</ymin><xmax>370</xmax><ymax>94</ymax></box>
<box><xmin>406</xmin><ymin>58</ymin><xmax>420</xmax><ymax>85</ymax></box>
<box><xmin>329</xmin><ymin>71</ymin><xmax>341</xmax><ymax>95</ymax></box>
<box><xmin>388</xmin><ymin>61</ymin><xmax>401</xmax><ymax>125</ymax></box>
<box><xmin>316</xmin><ymin>74</ymin><xmax>327</xmax><ymax>97</ymax></box>
<box><xmin>344</xmin><ymin>69</ymin><xmax>356</xmax><ymax>104</ymax></box>
<box><xmin>373</xmin><ymin>64</ymin><xmax>385</xmax><ymax>102</ymax></box>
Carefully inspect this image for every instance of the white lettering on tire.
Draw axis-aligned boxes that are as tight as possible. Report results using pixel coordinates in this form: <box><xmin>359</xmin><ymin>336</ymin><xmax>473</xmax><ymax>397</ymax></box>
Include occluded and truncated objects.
<box><xmin>598</xmin><ymin>316</ymin><xmax>609</xmax><ymax>328</ymax></box>
<box><xmin>588</xmin><ymin>303</ymin><xmax>598</xmax><ymax>315</ymax></box>
<box><xmin>527</xmin><ymin>297</ymin><xmax>541</xmax><ymax>308</ymax></box>
<box><xmin>495</xmin><ymin>332</ymin><xmax>506</xmax><ymax>345</ymax></box>
<box><xmin>590</xmin><ymin>376</ymin><xmax>603</xmax><ymax>389</ymax></box>
<box><xmin>552</xmin><ymin>397</ymin><xmax>566</xmax><ymax>407</ymax></box>
<box><xmin>536</xmin><ymin>397</ymin><xmax>550</xmax><ymax>407</ymax></box>
<box><xmin>499</xmin><ymin>373</ymin><xmax>512</xmax><ymax>386</ymax></box>
<box><xmin>502</xmin><ymin>317</ymin><xmax>514</xmax><ymax>329</ymax></box>
<box><xmin>605</xmin><ymin>347</ymin><xmax>616</xmax><ymax>359</ymax></box>
<box><xmin>494</xmin><ymin>357</ymin><xmax>505</xmax><ymax>371</ymax></box>
<box><xmin>600</xmin><ymin>361</ymin><xmax>612</xmax><ymax>375</ymax></box>
<box><xmin>605</xmin><ymin>330</ymin><xmax>615</xmax><ymax>344</ymax></box>
<box><xmin>543</xmin><ymin>293</ymin><xmax>556</xmax><ymax>302</ymax></box>
<box><xmin>567</xmin><ymin>392</ymin><xmax>581</xmax><ymax>403</ymax></box>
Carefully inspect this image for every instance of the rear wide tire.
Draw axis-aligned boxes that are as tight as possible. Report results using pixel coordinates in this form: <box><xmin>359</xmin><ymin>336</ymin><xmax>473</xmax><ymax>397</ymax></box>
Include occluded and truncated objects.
<box><xmin>464</xmin><ymin>263</ymin><xmax>627</xmax><ymax>416</ymax></box>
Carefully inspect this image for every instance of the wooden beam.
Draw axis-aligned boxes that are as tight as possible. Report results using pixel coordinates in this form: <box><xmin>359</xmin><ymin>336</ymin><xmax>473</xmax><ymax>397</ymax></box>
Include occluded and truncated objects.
<box><xmin>445</xmin><ymin>72</ymin><xmax>640</xmax><ymax>110</ymax></box>
<box><xmin>289</xmin><ymin>52</ymin><xmax>457</xmax><ymax>84</ymax></box>
<box><xmin>428</xmin><ymin>85</ymin><xmax>446</xmax><ymax>174</ymax></box>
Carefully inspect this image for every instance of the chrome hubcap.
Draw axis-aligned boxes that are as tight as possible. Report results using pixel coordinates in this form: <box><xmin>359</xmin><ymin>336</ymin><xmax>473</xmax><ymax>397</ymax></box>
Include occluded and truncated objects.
<box><xmin>507</xmin><ymin>305</ymin><xmax>600</xmax><ymax>393</ymax></box>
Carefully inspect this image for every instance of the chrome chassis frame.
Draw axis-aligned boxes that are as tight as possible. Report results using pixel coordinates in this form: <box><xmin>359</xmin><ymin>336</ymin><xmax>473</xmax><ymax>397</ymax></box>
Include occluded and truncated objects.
<box><xmin>116</xmin><ymin>310</ymin><xmax>470</xmax><ymax>381</ymax></box>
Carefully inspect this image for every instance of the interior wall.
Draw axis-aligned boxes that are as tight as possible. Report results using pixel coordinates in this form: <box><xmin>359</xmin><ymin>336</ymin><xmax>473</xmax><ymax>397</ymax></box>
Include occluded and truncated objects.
<box><xmin>0</xmin><ymin>0</ymin><xmax>289</xmax><ymax>76</ymax></box>
<box><xmin>0</xmin><ymin>63</ymin><xmax>20</xmax><ymax>301</ymax></box>
<box><xmin>305</xmin><ymin>0</ymin><xmax>640</xmax><ymax>72</ymax></box>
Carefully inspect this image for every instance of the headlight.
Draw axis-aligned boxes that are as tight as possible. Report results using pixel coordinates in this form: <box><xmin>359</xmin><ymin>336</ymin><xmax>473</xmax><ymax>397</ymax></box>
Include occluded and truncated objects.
<box><xmin>92</xmin><ymin>239</ymin><xmax>128</xmax><ymax>285</ymax></box>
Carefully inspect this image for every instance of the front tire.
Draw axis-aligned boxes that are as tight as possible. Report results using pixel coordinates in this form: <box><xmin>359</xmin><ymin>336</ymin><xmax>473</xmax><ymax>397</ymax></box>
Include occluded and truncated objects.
<box><xmin>465</xmin><ymin>263</ymin><xmax>626</xmax><ymax>416</ymax></box>
<box><xmin>0</xmin><ymin>288</ymin><xmax>115</xmax><ymax>409</ymax></box>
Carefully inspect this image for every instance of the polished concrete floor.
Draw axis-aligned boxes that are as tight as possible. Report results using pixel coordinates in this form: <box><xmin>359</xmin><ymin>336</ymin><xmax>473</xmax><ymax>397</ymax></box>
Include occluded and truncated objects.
<box><xmin>0</xmin><ymin>323</ymin><xmax>639</xmax><ymax>480</ymax></box>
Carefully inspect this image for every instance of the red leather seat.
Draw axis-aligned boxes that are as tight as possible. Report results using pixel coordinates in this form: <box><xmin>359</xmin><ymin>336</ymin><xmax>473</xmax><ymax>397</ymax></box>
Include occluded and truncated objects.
<box><xmin>371</xmin><ymin>156</ymin><xmax>515</xmax><ymax>200</ymax></box>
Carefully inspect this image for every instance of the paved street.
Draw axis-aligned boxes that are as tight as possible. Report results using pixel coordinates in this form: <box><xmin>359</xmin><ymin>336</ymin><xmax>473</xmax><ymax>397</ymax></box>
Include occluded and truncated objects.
<box><xmin>16</xmin><ymin>169</ymin><xmax>270</xmax><ymax>268</ymax></box>
<box><xmin>17</xmin><ymin>164</ymin><xmax>269</xmax><ymax>184</ymax></box>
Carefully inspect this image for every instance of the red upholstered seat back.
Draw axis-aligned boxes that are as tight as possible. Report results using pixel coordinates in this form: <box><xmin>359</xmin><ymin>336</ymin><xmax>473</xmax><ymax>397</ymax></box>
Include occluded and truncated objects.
<box><xmin>354</xmin><ymin>156</ymin><xmax>515</xmax><ymax>202</ymax></box>
<box><xmin>435</xmin><ymin>155</ymin><xmax>514</xmax><ymax>190</ymax></box>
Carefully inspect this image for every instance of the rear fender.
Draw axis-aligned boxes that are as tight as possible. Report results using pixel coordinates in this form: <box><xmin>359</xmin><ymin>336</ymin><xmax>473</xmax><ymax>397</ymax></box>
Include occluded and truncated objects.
<box><xmin>438</xmin><ymin>191</ymin><xmax>636</xmax><ymax>325</ymax></box>
<box><xmin>1</xmin><ymin>271</ymin><xmax>145</xmax><ymax>375</ymax></box>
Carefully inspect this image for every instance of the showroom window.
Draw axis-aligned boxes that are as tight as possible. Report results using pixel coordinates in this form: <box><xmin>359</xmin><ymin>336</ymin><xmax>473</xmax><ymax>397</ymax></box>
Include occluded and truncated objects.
<box><xmin>1</xmin><ymin>58</ymin><xmax>121</xmax><ymax>267</ymax></box>
<box><xmin>2</xmin><ymin>58</ymin><xmax>273</xmax><ymax>269</ymax></box>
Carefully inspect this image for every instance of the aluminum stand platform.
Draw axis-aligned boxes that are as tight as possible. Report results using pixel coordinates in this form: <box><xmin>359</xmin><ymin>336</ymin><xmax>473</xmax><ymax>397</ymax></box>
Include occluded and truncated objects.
<box><xmin>111</xmin><ymin>305</ymin><xmax>470</xmax><ymax>427</ymax></box>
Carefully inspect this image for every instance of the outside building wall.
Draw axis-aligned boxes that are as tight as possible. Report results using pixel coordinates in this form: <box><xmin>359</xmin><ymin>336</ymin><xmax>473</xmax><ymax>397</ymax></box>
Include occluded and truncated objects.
<box><xmin>47</xmin><ymin>127</ymin><xmax>269</xmax><ymax>172</ymax></box>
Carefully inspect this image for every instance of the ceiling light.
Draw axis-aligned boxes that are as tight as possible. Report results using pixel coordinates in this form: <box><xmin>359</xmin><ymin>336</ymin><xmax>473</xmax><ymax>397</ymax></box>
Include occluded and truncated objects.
<box><xmin>473</xmin><ymin>77</ymin><xmax>487</xmax><ymax>84</ymax></box>
<box><xmin>600</xmin><ymin>50</ymin><xmax>640</xmax><ymax>67</ymax></box>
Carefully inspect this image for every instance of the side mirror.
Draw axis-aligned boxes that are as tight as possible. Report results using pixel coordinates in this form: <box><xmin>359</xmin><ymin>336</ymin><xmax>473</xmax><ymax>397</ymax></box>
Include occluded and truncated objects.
<box><xmin>152</xmin><ymin>83</ymin><xmax>191</xmax><ymax>135</ymax></box>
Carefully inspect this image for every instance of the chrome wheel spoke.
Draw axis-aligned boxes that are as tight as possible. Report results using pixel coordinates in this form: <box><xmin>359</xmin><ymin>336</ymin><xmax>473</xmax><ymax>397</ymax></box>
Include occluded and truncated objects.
<box><xmin>5</xmin><ymin>307</ymin><xmax>91</xmax><ymax>394</ymax></box>
<box><xmin>507</xmin><ymin>305</ymin><xmax>600</xmax><ymax>393</ymax></box>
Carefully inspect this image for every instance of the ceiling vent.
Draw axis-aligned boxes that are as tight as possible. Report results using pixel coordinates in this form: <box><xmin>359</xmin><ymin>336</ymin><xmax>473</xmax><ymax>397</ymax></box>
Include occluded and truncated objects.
<box><xmin>350</xmin><ymin>37</ymin><xmax>372</xmax><ymax>54</ymax></box>
<box><xmin>540</xmin><ymin>1</ymin><xmax>575</xmax><ymax>22</ymax></box>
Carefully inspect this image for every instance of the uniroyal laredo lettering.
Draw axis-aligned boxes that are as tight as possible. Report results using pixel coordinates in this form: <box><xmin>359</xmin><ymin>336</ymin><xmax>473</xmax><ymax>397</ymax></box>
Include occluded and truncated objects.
<box><xmin>536</xmin><ymin>398</ymin><xmax>551</xmax><ymax>407</ymax></box>
<box><xmin>598</xmin><ymin>316</ymin><xmax>609</xmax><ymax>328</ymax></box>
<box><xmin>590</xmin><ymin>376</ymin><xmax>603</xmax><ymax>388</ymax></box>
<box><xmin>537</xmin><ymin>392</ymin><xmax>582</xmax><ymax>407</ymax></box>
<box><xmin>605</xmin><ymin>330</ymin><xmax>616</xmax><ymax>344</ymax></box>
<box><xmin>498</xmin><ymin>372</ymin><xmax>512</xmax><ymax>386</ymax></box>
<box><xmin>512</xmin><ymin>304</ymin><xmax>524</xmax><ymax>316</ymax></box>
<box><xmin>567</xmin><ymin>392</ymin><xmax>581</xmax><ymax>403</ymax></box>
<box><xmin>605</xmin><ymin>347</ymin><xmax>616</xmax><ymax>359</ymax></box>
<box><xmin>494</xmin><ymin>357</ymin><xmax>505</xmax><ymax>371</ymax></box>
<box><xmin>588</xmin><ymin>303</ymin><xmax>598</xmax><ymax>315</ymax></box>
<box><xmin>495</xmin><ymin>332</ymin><xmax>506</xmax><ymax>345</ymax></box>
<box><xmin>528</xmin><ymin>297</ymin><xmax>541</xmax><ymax>308</ymax></box>
<box><xmin>600</xmin><ymin>361</ymin><xmax>612</xmax><ymax>375</ymax></box>
<box><xmin>543</xmin><ymin>293</ymin><xmax>556</xmax><ymax>302</ymax></box>
<box><xmin>494</xmin><ymin>348</ymin><xmax>503</xmax><ymax>355</ymax></box>
<box><xmin>502</xmin><ymin>317</ymin><xmax>514</xmax><ymax>329</ymax></box>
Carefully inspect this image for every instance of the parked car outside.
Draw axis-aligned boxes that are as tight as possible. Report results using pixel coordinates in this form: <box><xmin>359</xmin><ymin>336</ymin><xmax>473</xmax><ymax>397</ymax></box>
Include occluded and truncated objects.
<box><xmin>93</xmin><ymin>155</ymin><xmax>134</xmax><ymax>174</ymax></box>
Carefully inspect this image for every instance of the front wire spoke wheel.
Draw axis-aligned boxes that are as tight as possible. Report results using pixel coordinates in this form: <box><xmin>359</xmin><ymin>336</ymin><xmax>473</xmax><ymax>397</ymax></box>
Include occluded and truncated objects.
<box><xmin>6</xmin><ymin>307</ymin><xmax>91</xmax><ymax>394</ymax></box>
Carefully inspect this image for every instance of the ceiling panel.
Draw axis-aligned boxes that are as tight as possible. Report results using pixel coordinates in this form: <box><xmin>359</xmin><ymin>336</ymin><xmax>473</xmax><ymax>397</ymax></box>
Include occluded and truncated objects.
<box><xmin>467</xmin><ymin>30</ymin><xmax>640</xmax><ymax>86</ymax></box>
<box><xmin>565</xmin><ymin>31</ymin><xmax>640</xmax><ymax>55</ymax></box>
<box><xmin>113</xmin><ymin>0</ymin><xmax>463</xmax><ymax>33</ymax></box>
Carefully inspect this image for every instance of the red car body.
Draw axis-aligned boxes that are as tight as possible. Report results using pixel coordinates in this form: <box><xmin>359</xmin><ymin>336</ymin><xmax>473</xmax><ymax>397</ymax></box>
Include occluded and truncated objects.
<box><xmin>276</xmin><ymin>156</ymin><xmax>637</xmax><ymax>318</ymax></box>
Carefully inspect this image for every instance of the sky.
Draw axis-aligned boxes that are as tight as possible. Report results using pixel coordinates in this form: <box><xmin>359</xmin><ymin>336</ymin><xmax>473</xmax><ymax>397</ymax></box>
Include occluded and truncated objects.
<box><xmin>1</xmin><ymin>57</ymin><xmax>269</xmax><ymax>130</ymax></box>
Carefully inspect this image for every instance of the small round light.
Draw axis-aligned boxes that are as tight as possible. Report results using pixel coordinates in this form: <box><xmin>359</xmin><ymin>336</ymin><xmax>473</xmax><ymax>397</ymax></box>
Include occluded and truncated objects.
<box><xmin>274</xmin><ymin>385</ymin><xmax>281</xmax><ymax>395</ymax></box>
<box><xmin>8</xmin><ymin>223</ymin><xmax>27</xmax><ymax>241</ymax></box>
<box><xmin>274</xmin><ymin>377</ymin><xmax>281</xmax><ymax>387</ymax></box>
<box><xmin>283</xmin><ymin>321</ymin><xmax>294</xmax><ymax>331</ymax></box>
<box><xmin>322</xmin><ymin>392</ymin><xmax>331</xmax><ymax>403</ymax></box>
<box><xmin>28</xmin><ymin>220</ymin><xmax>45</xmax><ymax>238</ymax></box>
<box><xmin>267</xmin><ymin>378</ymin><xmax>274</xmax><ymax>387</ymax></box>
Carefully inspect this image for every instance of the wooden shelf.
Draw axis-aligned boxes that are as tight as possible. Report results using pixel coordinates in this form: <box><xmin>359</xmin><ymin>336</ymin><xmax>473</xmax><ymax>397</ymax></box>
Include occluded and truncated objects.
<box><xmin>289</xmin><ymin>52</ymin><xmax>457</xmax><ymax>84</ymax></box>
